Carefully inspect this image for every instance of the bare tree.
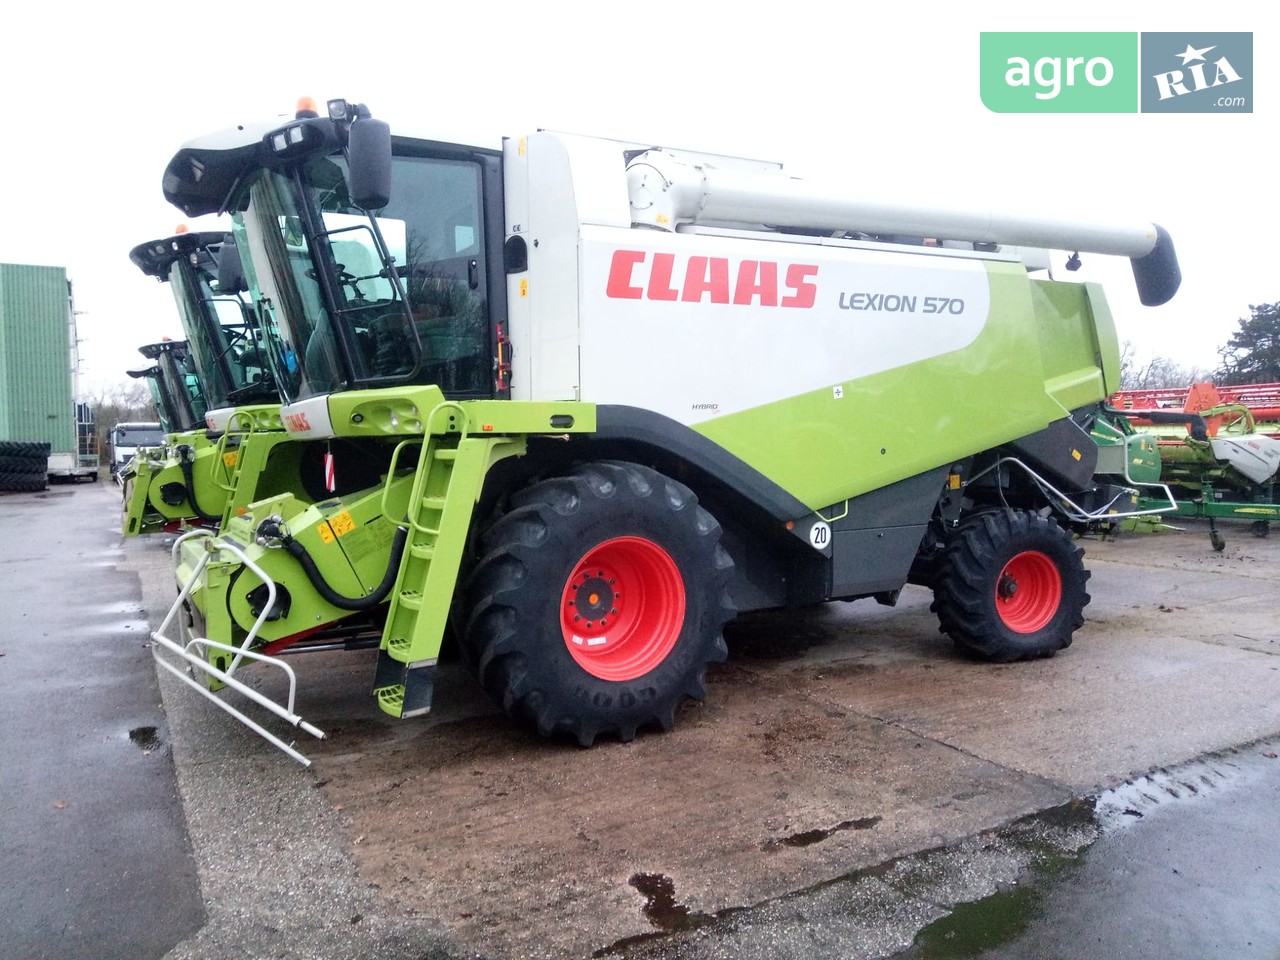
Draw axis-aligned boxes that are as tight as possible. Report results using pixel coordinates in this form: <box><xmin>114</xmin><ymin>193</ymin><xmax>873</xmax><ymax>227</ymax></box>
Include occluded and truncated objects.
<box><xmin>88</xmin><ymin>381</ymin><xmax>159</xmax><ymax>456</ymax></box>
<box><xmin>1118</xmin><ymin>342</ymin><xmax>1207</xmax><ymax>390</ymax></box>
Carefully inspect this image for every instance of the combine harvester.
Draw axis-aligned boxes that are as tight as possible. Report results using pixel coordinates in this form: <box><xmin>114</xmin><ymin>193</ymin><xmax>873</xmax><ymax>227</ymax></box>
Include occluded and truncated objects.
<box><xmin>123</xmin><ymin>230</ymin><xmax>295</xmax><ymax>535</ymax></box>
<box><xmin>1105</xmin><ymin>381</ymin><xmax>1280</xmax><ymax>548</ymax></box>
<box><xmin>121</xmin><ymin>337</ymin><xmax>214</xmax><ymax>524</ymax></box>
<box><xmin>150</xmin><ymin>97</ymin><xmax>1183</xmax><ymax>763</ymax></box>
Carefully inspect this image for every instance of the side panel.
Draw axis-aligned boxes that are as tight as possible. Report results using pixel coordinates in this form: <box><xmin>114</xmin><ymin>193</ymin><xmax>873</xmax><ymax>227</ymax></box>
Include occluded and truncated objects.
<box><xmin>1030</xmin><ymin>278</ymin><xmax>1116</xmax><ymax>409</ymax></box>
<box><xmin>828</xmin><ymin>467</ymin><xmax>950</xmax><ymax>599</ymax></box>
<box><xmin>578</xmin><ymin>228</ymin><xmax>992</xmax><ymax>421</ymax></box>
<box><xmin>510</xmin><ymin>135</ymin><xmax>597</xmax><ymax>402</ymax></box>
<box><xmin>576</xmin><ymin>227</ymin><xmax>1097</xmax><ymax>509</ymax></box>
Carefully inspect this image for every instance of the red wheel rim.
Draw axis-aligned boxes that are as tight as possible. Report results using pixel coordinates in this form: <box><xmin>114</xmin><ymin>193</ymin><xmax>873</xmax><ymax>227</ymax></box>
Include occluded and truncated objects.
<box><xmin>994</xmin><ymin>550</ymin><xmax>1062</xmax><ymax>633</ymax></box>
<box><xmin>561</xmin><ymin>536</ymin><xmax>685</xmax><ymax>681</ymax></box>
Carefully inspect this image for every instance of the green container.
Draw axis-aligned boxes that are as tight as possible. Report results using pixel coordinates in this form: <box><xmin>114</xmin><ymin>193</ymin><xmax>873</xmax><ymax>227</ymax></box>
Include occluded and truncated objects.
<box><xmin>0</xmin><ymin>263</ymin><xmax>76</xmax><ymax>455</ymax></box>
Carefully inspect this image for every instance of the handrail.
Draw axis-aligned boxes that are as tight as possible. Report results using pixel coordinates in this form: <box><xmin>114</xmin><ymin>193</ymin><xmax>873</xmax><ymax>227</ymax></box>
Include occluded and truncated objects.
<box><xmin>967</xmin><ymin>457</ymin><xmax>1178</xmax><ymax>524</ymax></box>
<box><xmin>151</xmin><ymin>529</ymin><xmax>326</xmax><ymax>766</ymax></box>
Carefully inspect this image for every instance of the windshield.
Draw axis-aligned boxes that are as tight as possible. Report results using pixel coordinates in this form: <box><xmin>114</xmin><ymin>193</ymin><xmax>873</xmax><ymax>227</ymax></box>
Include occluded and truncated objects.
<box><xmin>240</xmin><ymin>152</ymin><xmax>492</xmax><ymax>403</ymax></box>
<box><xmin>145</xmin><ymin>342</ymin><xmax>207</xmax><ymax>432</ymax></box>
<box><xmin>114</xmin><ymin>425</ymin><xmax>165</xmax><ymax>448</ymax></box>
<box><xmin>168</xmin><ymin>239</ymin><xmax>277</xmax><ymax>409</ymax></box>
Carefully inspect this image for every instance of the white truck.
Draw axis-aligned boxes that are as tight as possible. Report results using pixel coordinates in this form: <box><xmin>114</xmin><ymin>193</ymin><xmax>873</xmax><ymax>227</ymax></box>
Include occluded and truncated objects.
<box><xmin>110</xmin><ymin>421</ymin><xmax>165</xmax><ymax>482</ymax></box>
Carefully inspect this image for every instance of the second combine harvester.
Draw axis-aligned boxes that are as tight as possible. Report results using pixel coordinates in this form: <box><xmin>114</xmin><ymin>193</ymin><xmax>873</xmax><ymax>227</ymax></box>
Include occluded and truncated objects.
<box><xmin>153</xmin><ymin>98</ymin><xmax>1181</xmax><ymax>762</ymax></box>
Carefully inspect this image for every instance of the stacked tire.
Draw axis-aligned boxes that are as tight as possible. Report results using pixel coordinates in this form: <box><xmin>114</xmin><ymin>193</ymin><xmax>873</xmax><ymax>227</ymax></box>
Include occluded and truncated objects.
<box><xmin>0</xmin><ymin>441</ymin><xmax>50</xmax><ymax>493</ymax></box>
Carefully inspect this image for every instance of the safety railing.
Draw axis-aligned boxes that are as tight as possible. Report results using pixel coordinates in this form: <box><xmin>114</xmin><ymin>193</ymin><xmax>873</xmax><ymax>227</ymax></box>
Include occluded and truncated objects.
<box><xmin>150</xmin><ymin>529</ymin><xmax>325</xmax><ymax>766</ymax></box>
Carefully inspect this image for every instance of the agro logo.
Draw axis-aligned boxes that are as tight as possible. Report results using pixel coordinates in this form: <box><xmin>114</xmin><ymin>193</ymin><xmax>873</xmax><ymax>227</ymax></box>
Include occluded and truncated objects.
<box><xmin>979</xmin><ymin>33</ymin><xmax>1137</xmax><ymax>113</ymax></box>
<box><xmin>1003</xmin><ymin>54</ymin><xmax>1114</xmax><ymax>101</ymax></box>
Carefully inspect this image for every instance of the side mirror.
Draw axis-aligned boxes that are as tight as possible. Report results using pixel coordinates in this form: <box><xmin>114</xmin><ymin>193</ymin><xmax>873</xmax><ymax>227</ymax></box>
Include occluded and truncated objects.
<box><xmin>216</xmin><ymin>236</ymin><xmax>248</xmax><ymax>294</ymax></box>
<box><xmin>347</xmin><ymin>119</ymin><xmax>392</xmax><ymax>211</ymax></box>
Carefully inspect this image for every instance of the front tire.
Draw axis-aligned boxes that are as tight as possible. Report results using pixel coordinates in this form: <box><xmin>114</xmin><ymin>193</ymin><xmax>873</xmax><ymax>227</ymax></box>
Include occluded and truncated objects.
<box><xmin>930</xmin><ymin>509</ymin><xmax>1089</xmax><ymax>661</ymax></box>
<box><xmin>461</xmin><ymin>461</ymin><xmax>735</xmax><ymax>746</ymax></box>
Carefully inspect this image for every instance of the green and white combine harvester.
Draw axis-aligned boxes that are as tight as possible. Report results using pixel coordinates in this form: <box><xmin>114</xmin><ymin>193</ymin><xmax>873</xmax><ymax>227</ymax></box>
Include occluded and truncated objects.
<box><xmin>122</xmin><ymin>337</ymin><xmax>212</xmax><ymax>509</ymax></box>
<box><xmin>124</xmin><ymin>338</ymin><xmax>204</xmax><ymax>449</ymax></box>
<box><xmin>123</xmin><ymin>230</ymin><xmax>293</xmax><ymax>535</ymax></box>
<box><xmin>150</xmin><ymin>98</ymin><xmax>1184</xmax><ymax>764</ymax></box>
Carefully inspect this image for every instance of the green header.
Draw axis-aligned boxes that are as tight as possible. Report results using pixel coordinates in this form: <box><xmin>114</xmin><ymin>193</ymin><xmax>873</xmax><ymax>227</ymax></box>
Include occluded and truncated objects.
<box><xmin>981</xmin><ymin>32</ymin><xmax>1138</xmax><ymax>113</ymax></box>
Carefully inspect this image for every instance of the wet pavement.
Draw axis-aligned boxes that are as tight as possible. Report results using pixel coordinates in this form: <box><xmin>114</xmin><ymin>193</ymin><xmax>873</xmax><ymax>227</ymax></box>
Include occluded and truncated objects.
<box><xmin>612</xmin><ymin>742</ymin><xmax>1280</xmax><ymax>960</ymax></box>
<box><xmin>3</xmin><ymin>480</ymin><xmax>1280</xmax><ymax>959</ymax></box>
<box><xmin>0</xmin><ymin>480</ymin><xmax>204</xmax><ymax>960</ymax></box>
<box><xmin>944</xmin><ymin>745</ymin><xmax>1280</xmax><ymax>960</ymax></box>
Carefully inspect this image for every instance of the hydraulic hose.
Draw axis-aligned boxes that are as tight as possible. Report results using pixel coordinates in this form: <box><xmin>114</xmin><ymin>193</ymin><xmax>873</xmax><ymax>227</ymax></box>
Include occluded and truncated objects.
<box><xmin>259</xmin><ymin>516</ymin><xmax>408</xmax><ymax>611</ymax></box>
<box><xmin>1104</xmin><ymin>406</ymin><xmax>1209</xmax><ymax>443</ymax></box>
<box><xmin>177</xmin><ymin>445</ymin><xmax>223</xmax><ymax>523</ymax></box>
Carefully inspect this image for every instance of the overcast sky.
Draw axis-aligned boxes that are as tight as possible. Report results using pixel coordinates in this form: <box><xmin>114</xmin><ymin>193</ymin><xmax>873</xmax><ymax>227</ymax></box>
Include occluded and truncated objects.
<box><xmin>1</xmin><ymin>1</ymin><xmax>1271</xmax><ymax>394</ymax></box>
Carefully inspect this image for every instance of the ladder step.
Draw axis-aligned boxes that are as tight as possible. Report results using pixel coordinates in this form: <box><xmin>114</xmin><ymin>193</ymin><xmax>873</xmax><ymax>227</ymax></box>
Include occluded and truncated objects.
<box><xmin>421</xmin><ymin>496</ymin><xmax>447</xmax><ymax>511</ymax></box>
<box><xmin>386</xmin><ymin>635</ymin><xmax>412</xmax><ymax>657</ymax></box>
<box><xmin>409</xmin><ymin>543</ymin><xmax>436</xmax><ymax>560</ymax></box>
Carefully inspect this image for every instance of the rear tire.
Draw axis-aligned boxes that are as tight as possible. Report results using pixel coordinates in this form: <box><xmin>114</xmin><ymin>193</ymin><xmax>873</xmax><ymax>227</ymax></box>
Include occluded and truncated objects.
<box><xmin>0</xmin><ymin>471</ymin><xmax>47</xmax><ymax>493</ymax></box>
<box><xmin>0</xmin><ymin>440</ymin><xmax>50</xmax><ymax>459</ymax></box>
<box><xmin>460</xmin><ymin>461</ymin><xmax>734</xmax><ymax>746</ymax></box>
<box><xmin>0</xmin><ymin>453</ymin><xmax>47</xmax><ymax>472</ymax></box>
<box><xmin>930</xmin><ymin>509</ymin><xmax>1089</xmax><ymax>661</ymax></box>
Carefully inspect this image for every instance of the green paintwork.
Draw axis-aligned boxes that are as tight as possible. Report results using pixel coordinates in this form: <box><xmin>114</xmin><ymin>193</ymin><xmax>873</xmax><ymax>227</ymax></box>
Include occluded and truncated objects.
<box><xmin>325</xmin><ymin>387</ymin><xmax>597</xmax><ymax>440</ymax></box>
<box><xmin>0</xmin><ymin>263</ymin><xmax>78</xmax><ymax>455</ymax></box>
<box><xmin>693</xmin><ymin>267</ymin><xmax>1118</xmax><ymax>510</ymax></box>
<box><xmin>1092</xmin><ymin>418</ymin><xmax>1162</xmax><ymax>485</ymax></box>
<box><xmin>178</xmin><ymin>395</ymin><xmax>593</xmax><ymax>688</ymax></box>
<box><xmin>121</xmin><ymin>405</ymin><xmax>291</xmax><ymax>536</ymax></box>
<box><xmin>1164</xmin><ymin>499</ymin><xmax>1278</xmax><ymax>521</ymax></box>
<box><xmin>375</xmin><ymin>433</ymin><xmax>527</xmax><ymax>717</ymax></box>
<box><xmin>121</xmin><ymin>431</ymin><xmax>225</xmax><ymax>536</ymax></box>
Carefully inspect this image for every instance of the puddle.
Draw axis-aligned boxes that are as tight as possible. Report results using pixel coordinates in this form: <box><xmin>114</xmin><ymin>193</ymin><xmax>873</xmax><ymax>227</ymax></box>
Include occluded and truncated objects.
<box><xmin>763</xmin><ymin>815</ymin><xmax>882</xmax><ymax>850</ymax></box>
<box><xmin>604</xmin><ymin>743</ymin><xmax>1280</xmax><ymax>959</ymax></box>
<box><xmin>128</xmin><ymin>726</ymin><xmax>162</xmax><ymax>751</ymax></box>
<box><xmin>891</xmin><ymin>744</ymin><xmax>1275</xmax><ymax>959</ymax></box>
<box><xmin>595</xmin><ymin>873</ymin><xmax>718</xmax><ymax>956</ymax></box>
<box><xmin>903</xmin><ymin>885</ymin><xmax>1043</xmax><ymax>959</ymax></box>
<box><xmin>630</xmin><ymin>873</ymin><xmax>691</xmax><ymax>930</ymax></box>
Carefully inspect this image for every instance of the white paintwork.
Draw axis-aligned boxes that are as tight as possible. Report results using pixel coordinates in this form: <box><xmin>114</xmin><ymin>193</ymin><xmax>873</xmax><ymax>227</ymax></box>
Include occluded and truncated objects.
<box><xmin>1211</xmin><ymin>434</ymin><xmax>1280</xmax><ymax>485</ymax></box>
<box><xmin>279</xmin><ymin>395</ymin><xmax>335</xmax><ymax>439</ymax></box>
<box><xmin>627</xmin><ymin>148</ymin><xmax>1163</xmax><ymax>258</ymax></box>
<box><xmin>576</xmin><ymin>226</ymin><xmax>992</xmax><ymax>425</ymax></box>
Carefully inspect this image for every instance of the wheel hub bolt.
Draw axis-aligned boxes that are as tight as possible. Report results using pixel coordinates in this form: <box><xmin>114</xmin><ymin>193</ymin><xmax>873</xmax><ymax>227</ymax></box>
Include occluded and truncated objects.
<box><xmin>998</xmin><ymin>572</ymin><xmax>1019</xmax><ymax>600</ymax></box>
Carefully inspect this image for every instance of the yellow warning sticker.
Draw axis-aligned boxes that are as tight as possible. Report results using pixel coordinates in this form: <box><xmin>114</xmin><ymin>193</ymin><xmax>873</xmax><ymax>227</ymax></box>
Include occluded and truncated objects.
<box><xmin>329</xmin><ymin>512</ymin><xmax>357</xmax><ymax>537</ymax></box>
<box><xmin>222</xmin><ymin>451</ymin><xmax>239</xmax><ymax>468</ymax></box>
<box><xmin>317</xmin><ymin>512</ymin><xmax>357</xmax><ymax>544</ymax></box>
<box><xmin>520</xmin><ymin>278</ymin><xmax>528</xmax><ymax>298</ymax></box>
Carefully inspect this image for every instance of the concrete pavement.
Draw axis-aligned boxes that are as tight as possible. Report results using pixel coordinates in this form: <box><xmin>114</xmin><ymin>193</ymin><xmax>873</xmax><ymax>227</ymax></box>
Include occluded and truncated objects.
<box><xmin>5</xmin><ymin>479</ymin><xmax>1280</xmax><ymax>959</ymax></box>
<box><xmin>0</xmin><ymin>481</ymin><xmax>204</xmax><ymax>960</ymax></box>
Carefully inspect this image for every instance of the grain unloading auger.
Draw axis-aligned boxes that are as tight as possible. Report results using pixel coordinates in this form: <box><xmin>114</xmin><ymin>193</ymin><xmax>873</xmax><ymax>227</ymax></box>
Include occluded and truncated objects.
<box><xmin>150</xmin><ymin>97</ymin><xmax>1181</xmax><ymax>764</ymax></box>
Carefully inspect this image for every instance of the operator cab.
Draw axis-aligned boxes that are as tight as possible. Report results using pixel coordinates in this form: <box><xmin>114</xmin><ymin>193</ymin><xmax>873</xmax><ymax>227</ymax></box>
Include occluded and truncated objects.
<box><xmin>133</xmin><ymin>339</ymin><xmax>207</xmax><ymax>433</ymax></box>
<box><xmin>129</xmin><ymin>231</ymin><xmax>278</xmax><ymax>409</ymax></box>
<box><xmin>163</xmin><ymin>99</ymin><xmax>504</xmax><ymax>408</ymax></box>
